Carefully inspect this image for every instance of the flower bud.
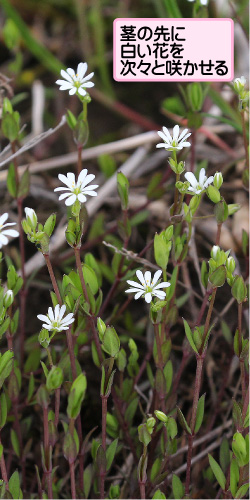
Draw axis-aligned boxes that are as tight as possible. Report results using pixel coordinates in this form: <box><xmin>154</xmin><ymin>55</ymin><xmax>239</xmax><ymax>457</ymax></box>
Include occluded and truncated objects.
<box><xmin>226</xmin><ymin>256</ymin><xmax>236</xmax><ymax>274</ymax></box>
<box><xmin>146</xmin><ymin>417</ymin><xmax>156</xmax><ymax>434</ymax></box>
<box><xmin>233</xmin><ymin>76</ymin><xmax>246</xmax><ymax>93</ymax></box>
<box><xmin>165</xmin><ymin>225</ymin><xmax>174</xmax><ymax>241</ymax></box>
<box><xmin>3</xmin><ymin>290</ymin><xmax>14</xmax><ymax>308</ymax></box>
<box><xmin>228</xmin><ymin>203</ymin><xmax>241</xmax><ymax>215</ymax></box>
<box><xmin>213</xmin><ymin>172</ymin><xmax>223</xmax><ymax>189</ymax></box>
<box><xmin>24</xmin><ymin>207</ymin><xmax>37</xmax><ymax>231</ymax></box>
<box><xmin>211</xmin><ymin>245</ymin><xmax>220</xmax><ymax>260</ymax></box>
<box><xmin>155</xmin><ymin>410</ymin><xmax>168</xmax><ymax>423</ymax></box>
<box><xmin>97</xmin><ymin>317</ymin><xmax>106</xmax><ymax>339</ymax></box>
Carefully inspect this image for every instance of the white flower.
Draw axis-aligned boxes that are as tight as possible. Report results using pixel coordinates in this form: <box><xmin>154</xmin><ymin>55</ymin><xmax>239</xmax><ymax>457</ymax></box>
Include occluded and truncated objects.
<box><xmin>184</xmin><ymin>168</ymin><xmax>214</xmax><ymax>195</ymax></box>
<box><xmin>125</xmin><ymin>269</ymin><xmax>170</xmax><ymax>304</ymax></box>
<box><xmin>55</xmin><ymin>62</ymin><xmax>94</xmax><ymax>97</ymax></box>
<box><xmin>187</xmin><ymin>0</ymin><xmax>208</xmax><ymax>4</ymax></box>
<box><xmin>54</xmin><ymin>168</ymin><xmax>98</xmax><ymax>206</ymax></box>
<box><xmin>156</xmin><ymin>125</ymin><xmax>191</xmax><ymax>151</ymax></box>
<box><xmin>24</xmin><ymin>207</ymin><xmax>37</xmax><ymax>230</ymax></box>
<box><xmin>0</xmin><ymin>213</ymin><xmax>19</xmax><ymax>249</ymax></box>
<box><xmin>37</xmin><ymin>304</ymin><xmax>74</xmax><ymax>332</ymax></box>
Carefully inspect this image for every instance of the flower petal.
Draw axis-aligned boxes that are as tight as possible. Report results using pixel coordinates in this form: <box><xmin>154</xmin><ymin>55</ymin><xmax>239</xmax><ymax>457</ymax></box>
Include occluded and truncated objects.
<box><xmin>162</xmin><ymin>126</ymin><xmax>173</xmax><ymax>143</ymax></box>
<box><xmin>184</xmin><ymin>171</ymin><xmax>197</xmax><ymax>187</ymax></box>
<box><xmin>77</xmin><ymin>169</ymin><xmax>88</xmax><ymax>184</ymax></box>
<box><xmin>37</xmin><ymin>314</ymin><xmax>50</xmax><ymax>323</ymax></box>
<box><xmin>77</xmin><ymin>193</ymin><xmax>87</xmax><ymax>203</ymax></box>
<box><xmin>154</xmin><ymin>291</ymin><xmax>166</xmax><ymax>299</ymax></box>
<box><xmin>134</xmin><ymin>290</ymin><xmax>144</xmax><ymax>300</ymax></box>
<box><xmin>144</xmin><ymin>292</ymin><xmax>152</xmax><ymax>303</ymax></box>
<box><xmin>58</xmin><ymin>193</ymin><xmax>71</xmax><ymax>201</ymax></box>
<box><xmin>78</xmin><ymin>87</ymin><xmax>87</xmax><ymax>97</ymax></box>
<box><xmin>66</xmin><ymin>68</ymin><xmax>76</xmax><ymax>78</ymax></box>
<box><xmin>48</xmin><ymin>307</ymin><xmax>54</xmax><ymax>322</ymax></box>
<box><xmin>2</xmin><ymin>229</ymin><xmax>19</xmax><ymax>238</ymax></box>
<box><xmin>0</xmin><ymin>213</ymin><xmax>9</xmax><ymax>226</ymax></box>
<box><xmin>60</xmin><ymin>69</ymin><xmax>74</xmax><ymax>83</ymax></box>
<box><xmin>151</xmin><ymin>269</ymin><xmax>162</xmax><ymax>286</ymax></box>
<box><xmin>77</xmin><ymin>62</ymin><xmax>87</xmax><ymax>79</ymax></box>
<box><xmin>126</xmin><ymin>280</ymin><xmax>144</xmax><ymax>289</ymax></box>
<box><xmin>69</xmin><ymin>87</ymin><xmax>77</xmax><ymax>95</ymax></box>
<box><xmin>136</xmin><ymin>270</ymin><xmax>146</xmax><ymax>286</ymax></box>
<box><xmin>0</xmin><ymin>234</ymin><xmax>8</xmax><ymax>246</ymax></box>
<box><xmin>154</xmin><ymin>282</ymin><xmax>170</xmax><ymax>290</ymax></box>
<box><xmin>65</xmin><ymin>194</ymin><xmax>77</xmax><ymax>206</ymax></box>
<box><xmin>204</xmin><ymin>176</ymin><xmax>214</xmax><ymax>187</ymax></box>
<box><xmin>199</xmin><ymin>168</ymin><xmax>206</xmax><ymax>185</ymax></box>
<box><xmin>80</xmin><ymin>173</ymin><xmax>96</xmax><ymax>188</ymax></box>
<box><xmin>144</xmin><ymin>271</ymin><xmax>152</xmax><ymax>285</ymax></box>
<box><xmin>81</xmin><ymin>72</ymin><xmax>94</xmax><ymax>83</ymax></box>
<box><xmin>173</xmin><ymin>124</ymin><xmax>180</xmax><ymax>141</ymax></box>
<box><xmin>178</xmin><ymin>128</ymin><xmax>191</xmax><ymax>142</ymax></box>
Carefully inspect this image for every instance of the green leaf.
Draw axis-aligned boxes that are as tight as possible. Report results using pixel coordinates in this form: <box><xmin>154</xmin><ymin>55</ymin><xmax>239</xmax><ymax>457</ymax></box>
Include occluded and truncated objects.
<box><xmin>18</xmin><ymin>168</ymin><xmax>30</xmax><ymax>198</ymax></box>
<box><xmin>138</xmin><ymin>423</ymin><xmax>151</xmax><ymax>446</ymax></box>
<box><xmin>102</xmin><ymin>327</ymin><xmax>120</xmax><ymax>358</ymax></box>
<box><xmin>209</xmin><ymin>265</ymin><xmax>227</xmax><ymax>288</ymax></box>
<box><xmin>194</xmin><ymin>394</ymin><xmax>205</xmax><ymax>433</ymax></box>
<box><xmin>152</xmin><ymin>489</ymin><xmax>166</xmax><ymax>499</ymax></box>
<box><xmin>106</xmin><ymin>438</ymin><xmax>118</xmax><ymax>471</ymax></box>
<box><xmin>176</xmin><ymin>407</ymin><xmax>191</xmax><ymax>435</ymax></box>
<box><xmin>11</xmin><ymin>429</ymin><xmax>20</xmax><ymax>458</ymax></box>
<box><xmin>172</xmin><ymin>474</ymin><xmax>185</xmax><ymax>499</ymax></box>
<box><xmin>183</xmin><ymin>319</ymin><xmax>198</xmax><ymax>354</ymax></box>
<box><xmin>67</xmin><ymin>373</ymin><xmax>87</xmax><ymax>419</ymax></box>
<box><xmin>124</xmin><ymin>397</ymin><xmax>138</xmax><ymax>425</ymax></box>
<box><xmin>164</xmin><ymin>359</ymin><xmax>173</xmax><ymax>393</ymax></box>
<box><xmin>232</xmin><ymin>276</ymin><xmax>247</xmax><ymax>304</ymax></box>
<box><xmin>162</xmin><ymin>0</ymin><xmax>181</xmax><ymax>17</ymax></box>
<box><xmin>83</xmin><ymin>464</ymin><xmax>92</xmax><ymax>499</ymax></box>
<box><xmin>117</xmin><ymin>172</ymin><xmax>129</xmax><ymax>210</ymax></box>
<box><xmin>230</xmin><ymin>458</ymin><xmax>239</xmax><ymax>497</ymax></box>
<box><xmin>208</xmin><ymin>454</ymin><xmax>226</xmax><ymax>490</ymax></box>
<box><xmin>98</xmin><ymin>154</ymin><xmax>116</xmax><ymax>178</ymax></box>
<box><xmin>235</xmin><ymin>483</ymin><xmax>249</xmax><ymax>499</ymax></box>
<box><xmin>219</xmin><ymin>438</ymin><xmax>230</xmax><ymax>473</ymax></box>
<box><xmin>7</xmin><ymin>163</ymin><xmax>17</xmax><ymax>197</ymax></box>
<box><xmin>0</xmin><ymin>393</ymin><xmax>8</xmax><ymax>429</ymax></box>
<box><xmin>9</xmin><ymin>470</ymin><xmax>22</xmax><ymax>499</ymax></box>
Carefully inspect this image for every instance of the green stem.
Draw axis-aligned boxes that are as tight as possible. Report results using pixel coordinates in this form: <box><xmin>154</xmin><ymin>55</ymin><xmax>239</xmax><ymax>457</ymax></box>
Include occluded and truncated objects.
<box><xmin>185</xmin><ymin>287</ymin><xmax>217</xmax><ymax>495</ymax></box>
<box><xmin>241</xmin><ymin>109</ymin><xmax>249</xmax><ymax>170</ymax></box>
<box><xmin>43</xmin><ymin>254</ymin><xmax>62</xmax><ymax>306</ymax></box>
<box><xmin>238</xmin><ymin>302</ymin><xmax>246</xmax><ymax>401</ymax></box>
<box><xmin>74</xmin><ymin>247</ymin><xmax>90</xmax><ymax>306</ymax></box>
<box><xmin>0</xmin><ymin>438</ymin><xmax>8</xmax><ymax>487</ymax></box>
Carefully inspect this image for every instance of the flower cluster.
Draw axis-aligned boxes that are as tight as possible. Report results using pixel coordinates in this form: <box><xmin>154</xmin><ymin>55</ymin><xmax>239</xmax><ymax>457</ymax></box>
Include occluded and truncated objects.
<box><xmin>0</xmin><ymin>213</ymin><xmax>19</xmax><ymax>249</ymax></box>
